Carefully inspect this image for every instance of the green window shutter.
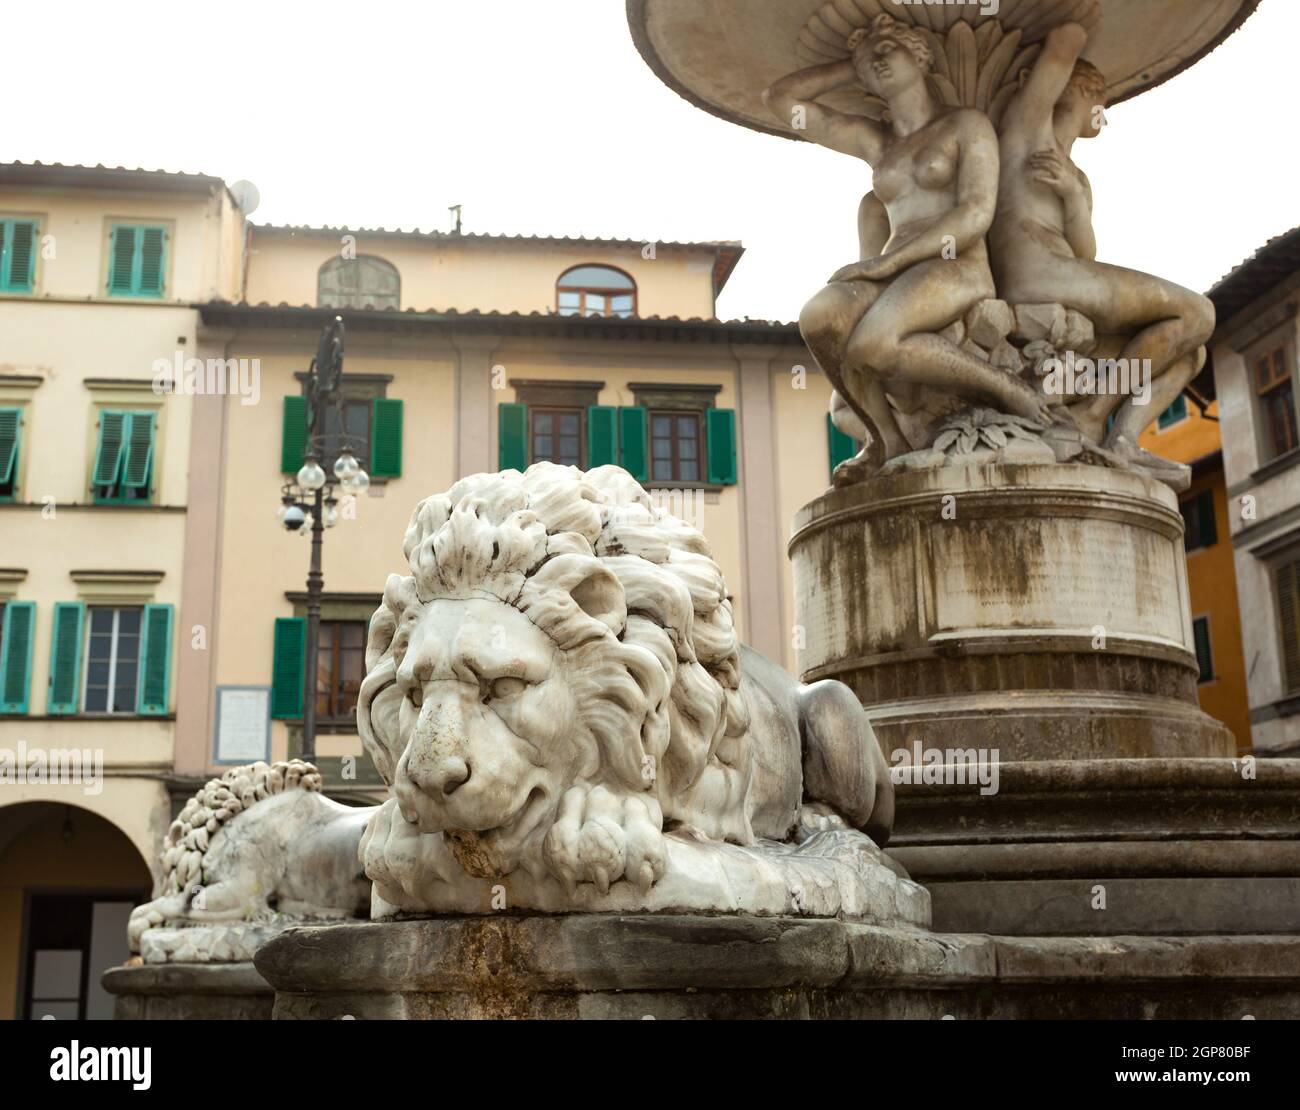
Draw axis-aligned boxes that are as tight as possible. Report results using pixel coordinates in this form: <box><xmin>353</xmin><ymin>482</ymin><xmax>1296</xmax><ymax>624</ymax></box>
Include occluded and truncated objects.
<box><xmin>271</xmin><ymin>617</ymin><xmax>307</xmax><ymax>719</ymax></box>
<box><xmin>0</xmin><ymin>408</ymin><xmax>19</xmax><ymax>488</ymax></box>
<box><xmin>0</xmin><ymin>601</ymin><xmax>36</xmax><ymax>715</ymax></box>
<box><xmin>370</xmin><ymin>398</ymin><xmax>404</xmax><ymax>479</ymax></box>
<box><xmin>1193</xmin><ymin>617</ymin><xmax>1214</xmax><ymax>684</ymax></box>
<box><xmin>46</xmin><ymin>601</ymin><xmax>85</xmax><ymax>716</ymax></box>
<box><xmin>137</xmin><ymin>603</ymin><xmax>174</xmax><ymax>716</ymax></box>
<box><xmin>706</xmin><ymin>408</ymin><xmax>738</xmax><ymax>486</ymax></box>
<box><xmin>618</xmin><ymin>406</ymin><xmax>648</xmax><ymax>482</ymax></box>
<box><xmin>137</xmin><ymin>227</ymin><xmax>166</xmax><ymax>296</ymax></box>
<box><xmin>108</xmin><ymin>226</ymin><xmax>137</xmax><ymax>295</ymax></box>
<box><xmin>499</xmin><ymin>403</ymin><xmax>528</xmax><ymax>471</ymax></box>
<box><xmin>281</xmin><ymin>395</ymin><xmax>308</xmax><ymax>474</ymax></box>
<box><xmin>827</xmin><ymin>413</ymin><xmax>859</xmax><ymax>479</ymax></box>
<box><xmin>92</xmin><ymin>410</ymin><xmax>127</xmax><ymax>486</ymax></box>
<box><xmin>0</xmin><ymin>219</ymin><xmax>37</xmax><ymax>293</ymax></box>
<box><xmin>122</xmin><ymin>411</ymin><xmax>155</xmax><ymax>491</ymax></box>
<box><xmin>587</xmin><ymin>406</ymin><xmax>618</xmax><ymax>468</ymax></box>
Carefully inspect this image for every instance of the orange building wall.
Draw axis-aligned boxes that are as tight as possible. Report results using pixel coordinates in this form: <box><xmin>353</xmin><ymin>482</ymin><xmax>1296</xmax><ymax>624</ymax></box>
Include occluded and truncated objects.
<box><xmin>1141</xmin><ymin>401</ymin><xmax>1252</xmax><ymax>751</ymax></box>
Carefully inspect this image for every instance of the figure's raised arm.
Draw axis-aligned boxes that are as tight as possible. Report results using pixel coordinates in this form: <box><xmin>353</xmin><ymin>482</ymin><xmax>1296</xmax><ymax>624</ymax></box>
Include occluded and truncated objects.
<box><xmin>763</xmin><ymin>61</ymin><xmax>887</xmax><ymax>164</ymax></box>
<box><xmin>1003</xmin><ymin>23</ymin><xmax>1090</xmax><ymax>139</ymax></box>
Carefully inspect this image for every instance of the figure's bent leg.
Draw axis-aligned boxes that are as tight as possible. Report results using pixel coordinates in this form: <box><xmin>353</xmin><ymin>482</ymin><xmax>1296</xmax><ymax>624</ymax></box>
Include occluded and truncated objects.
<box><xmin>801</xmin><ymin>280</ymin><xmax>909</xmax><ymax>464</ymax></box>
<box><xmin>846</xmin><ymin>261</ymin><xmax>1055</xmax><ymax>425</ymax></box>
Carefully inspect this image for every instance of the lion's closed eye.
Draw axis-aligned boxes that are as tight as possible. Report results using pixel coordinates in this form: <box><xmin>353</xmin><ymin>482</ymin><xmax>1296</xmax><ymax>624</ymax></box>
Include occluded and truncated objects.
<box><xmin>489</xmin><ymin>676</ymin><xmax>528</xmax><ymax>700</ymax></box>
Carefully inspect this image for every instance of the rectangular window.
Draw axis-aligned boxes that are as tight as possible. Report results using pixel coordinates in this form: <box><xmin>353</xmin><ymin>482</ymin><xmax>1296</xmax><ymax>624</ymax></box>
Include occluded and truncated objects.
<box><xmin>0</xmin><ymin>217</ymin><xmax>38</xmax><ymax>293</ymax></box>
<box><xmin>82</xmin><ymin>607</ymin><xmax>142</xmax><ymax>714</ymax></box>
<box><xmin>1180</xmin><ymin>489</ymin><xmax>1218</xmax><ymax>552</ymax></box>
<box><xmin>92</xmin><ymin>410</ymin><xmax>155</xmax><ymax>503</ymax></box>
<box><xmin>1255</xmin><ymin>345</ymin><xmax>1298</xmax><ymax>460</ymax></box>
<box><xmin>530</xmin><ymin>407</ymin><xmax>584</xmax><ymax>467</ymax></box>
<box><xmin>106</xmin><ymin>224</ymin><xmax>167</xmax><ymax>298</ymax></box>
<box><xmin>1157</xmin><ymin>394</ymin><xmax>1189</xmax><ymax>430</ymax></box>
<box><xmin>316</xmin><ymin>620</ymin><xmax>367</xmax><ymax>722</ymax></box>
<box><xmin>0</xmin><ymin>407</ymin><xmax>19</xmax><ymax>500</ymax></box>
<box><xmin>1192</xmin><ymin>616</ymin><xmax>1214</xmax><ymax>684</ymax></box>
<box><xmin>322</xmin><ymin>398</ymin><xmax>371</xmax><ymax>472</ymax></box>
<box><xmin>649</xmin><ymin>410</ymin><xmax>703</xmax><ymax>483</ymax></box>
<box><xmin>1277</xmin><ymin>559</ymin><xmax>1300</xmax><ymax>693</ymax></box>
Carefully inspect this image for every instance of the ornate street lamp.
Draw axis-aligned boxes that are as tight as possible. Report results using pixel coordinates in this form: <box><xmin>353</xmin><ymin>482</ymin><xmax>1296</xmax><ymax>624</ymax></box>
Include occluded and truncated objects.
<box><xmin>277</xmin><ymin>316</ymin><xmax>369</xmax><ymax>762</ymax></box>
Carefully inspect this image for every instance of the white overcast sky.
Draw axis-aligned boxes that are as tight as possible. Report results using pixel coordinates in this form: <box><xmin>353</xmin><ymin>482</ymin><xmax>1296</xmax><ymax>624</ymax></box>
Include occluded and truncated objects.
<box><xmin>7</xmin><ymin>0</ymin><xmax>1296</xmax><ymax>321</ymax></box>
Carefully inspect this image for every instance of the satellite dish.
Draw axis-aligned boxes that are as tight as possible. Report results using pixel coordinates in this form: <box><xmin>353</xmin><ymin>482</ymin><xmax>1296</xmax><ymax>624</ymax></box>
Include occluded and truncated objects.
<box><xmin>230</xmin><ymin>180</ymin><xmax>261</xmax><ymax>217</ymax></box>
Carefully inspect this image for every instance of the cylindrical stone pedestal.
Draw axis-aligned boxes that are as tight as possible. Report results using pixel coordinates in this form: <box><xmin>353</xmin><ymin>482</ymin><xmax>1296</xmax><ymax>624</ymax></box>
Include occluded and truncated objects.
<box><xmin>789</xmin><ymin>463</ymin><xmax>1234</xmax><ymax>761</ymax></box>
<box><xmin>789</xmin><ymin>465</ymin><xmax>1300</xmax><ymax>936</ymax></box>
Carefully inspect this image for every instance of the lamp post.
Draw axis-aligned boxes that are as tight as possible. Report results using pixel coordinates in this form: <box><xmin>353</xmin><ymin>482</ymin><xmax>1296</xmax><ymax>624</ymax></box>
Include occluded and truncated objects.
<box><xmin>277</xmin><ymin>316</ymin><xmax>370</xmax><ymax>763</ymax></box>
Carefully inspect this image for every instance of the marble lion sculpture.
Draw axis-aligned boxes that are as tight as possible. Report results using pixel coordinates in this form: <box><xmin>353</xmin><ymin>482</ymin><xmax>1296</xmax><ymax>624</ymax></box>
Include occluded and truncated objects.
<box><xmin>127</xmin><ymin>760</ymin><xmax>372</xmax><ymax>955</ymax></box>
<box><xmin>356</xmin><ymin>463</ymin><xmax>917</xmax><ymax>921</ymax></box>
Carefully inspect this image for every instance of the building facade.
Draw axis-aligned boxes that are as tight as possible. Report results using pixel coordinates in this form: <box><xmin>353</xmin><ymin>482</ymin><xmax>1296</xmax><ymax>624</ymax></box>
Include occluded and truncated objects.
<box><xmin>1207</xmin><ymin>226</ymin><xmax>1300</xmax><ymax>756</ymax></box>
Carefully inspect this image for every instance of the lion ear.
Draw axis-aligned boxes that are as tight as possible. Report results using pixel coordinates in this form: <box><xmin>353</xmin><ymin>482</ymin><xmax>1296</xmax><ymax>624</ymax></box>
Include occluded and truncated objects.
<box><xmin>569</xmin><ymin>565</ymin><xmax>625</xmax><ymax>634</ymax></box>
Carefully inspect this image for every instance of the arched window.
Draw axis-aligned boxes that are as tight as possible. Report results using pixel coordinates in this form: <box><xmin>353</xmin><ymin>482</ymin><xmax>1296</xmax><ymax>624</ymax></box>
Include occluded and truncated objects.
<box><xmin>557</xmin><ymin>265</ymin><xmax>636</xmax><ymax>319</ymax></box>
<box><xmin>318</xmin><ymin>255</ymin><xmax>400</xmax><ymax>311</ymax></box>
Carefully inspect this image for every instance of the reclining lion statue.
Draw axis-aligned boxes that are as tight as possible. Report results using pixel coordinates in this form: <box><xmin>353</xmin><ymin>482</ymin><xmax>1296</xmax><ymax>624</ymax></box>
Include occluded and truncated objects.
<box><xmin>128</xmin><ymin>464</ymin><xmax>925</xmax><ymax>957</ymax></box>
<box><xmin>357</xmin><ymin>463</ymin><xmax>920</xmax><ymax>921</ymax></box>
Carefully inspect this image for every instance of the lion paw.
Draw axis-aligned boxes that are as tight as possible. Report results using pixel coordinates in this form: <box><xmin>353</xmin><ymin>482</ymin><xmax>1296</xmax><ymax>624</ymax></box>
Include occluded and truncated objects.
<box><xmin>545</xmin><ymin>786</ymin><xmax>667</xmax><ymax>896</ymax></box>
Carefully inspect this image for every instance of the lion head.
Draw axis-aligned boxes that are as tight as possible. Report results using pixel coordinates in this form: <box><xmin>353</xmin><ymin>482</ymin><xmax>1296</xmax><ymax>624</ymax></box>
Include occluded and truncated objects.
<box><xmin>357</xmin><ymin>463</ymin><xmax>753</xmax><ymax>888</ymax></box>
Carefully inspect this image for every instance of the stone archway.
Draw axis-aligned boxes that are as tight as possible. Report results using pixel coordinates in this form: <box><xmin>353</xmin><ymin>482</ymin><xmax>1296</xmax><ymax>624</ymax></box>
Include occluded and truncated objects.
<box><xmin>0</xmin><ymin>803</ymin><xmax>152</xmax><ymax>1020</ymax></box>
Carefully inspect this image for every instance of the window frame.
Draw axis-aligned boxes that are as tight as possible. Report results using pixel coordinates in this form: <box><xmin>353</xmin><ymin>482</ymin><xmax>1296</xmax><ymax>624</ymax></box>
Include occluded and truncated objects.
<box><xmin>1249</xmin><ymin>333</ymin><xmax>1299</xmax><ymax>464</ymax></box>
<box><xmin>81</xmin><ymin>605</ymin><xmax>143</xmax><ymax>716</ymax></box>
<box><xmin>556</xmin><ymin>264</ymin><xmax>638</xmax><ymax>319</ymax></box>
<box><xmin>0</xmin><ymin>215</ymin><xmax>40</xmax><ymax>294</ymax></box>
<box><xmin>315</xmin><ymin>619</ymin><xmax>368</xmax><ymax>724</ymax></box>
<box><xmin>317</xmin><ymin>254</ymin><xmax>401</xmax><ymax>311</ymax></box>
<box><xmin>0</xmin><ymin>406</ymin><xmax>21</xmax><ymax>502</ymax></box>
<box><xmin>105</xmin><ymin>222</ymin><xmax>169</xmax><ymax>300</ymax></box>
<box><xmin>91</xmin><ymin>409</ymin><xmax>156</xmax><ymax>506</ymax></box>
<box><xmin>529</xmin><ymin>405</ymin><xmax>586</xmax><ymax>468</ymax></box>
<box><xmin>648</xmin><ymin>408</ymin><xmax>705</xmax><ymax>485</ymax></box>
<box><xmin>1180</xmin><ymin>488</ymin><xmax>1218</xmax><ymax>553</ymax></box>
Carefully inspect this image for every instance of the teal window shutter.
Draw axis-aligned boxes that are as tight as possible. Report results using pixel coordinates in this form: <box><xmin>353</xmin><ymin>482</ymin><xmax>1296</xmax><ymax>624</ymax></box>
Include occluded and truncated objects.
<box><xmin>137</xmin><ymin>603</ymin><xmax>174</xmax><ymax>716</ymax></box>
<box><xmin>92</xmin><ymin>410</ymin><xmax>128</xmax><ymax>487</ymax></box>
<box><xmin>370</xmin><ymin>398</ymin><xmax>404</xmax><ymax>479</ymax></box>
<box><xmin>107</xmin><ymin>224</ymin><xmax>167</xmax><ymax>298</ymax></box>
<box><xmin>281</xmin><ymin>396</ymin><xmax>308</xmax><ymax>474</ymax></box>
<box><xmin>499</xmin><ymin>403</ymin><xmax>528</xmax><ymax>470</ymax></box>
<box><xmin>0</xmin><ymin>407</ymin><xmax>20</xmax><ymax>495</ymax></box>
<box><xmin>46</xmin><ymin>601</ymin><xmax>86</xmax><ymax>716</ymax></box>
<box><xmin>706</xmin><ymin>408</ymin><xmax>738</xmax><ymax>486</ymax></box>
<box><xmin>587</xmin><ymin>406</ymin><xmax>618</xmax><ymax>468</ymax></box>
<box><xmin>0</xmin><ymin>601</ymin><xmax>36</xmax><ymax>714</ymax></box>
<box><xmin>271</xmin><ymin>617</ymin><xmax>307</xmax><ymax>719</ymax></box>
<box><xmin>137</xmin><ymin>227</ymin><xmax>166</xmax><ymax>296</ymax></box>
<box><xmin>121</xmin><ymin>411</ymin><xmax>155</xmax><ymax>492</ymax></box>
<box><xmin>827</xmin><ymin>413</ymin><xmax>860</xmax><ymax>479</ymax></box>
<box><xmin>618</xmin><ymin>407</ymin><xmax>648</xmax><ymax>482</ymax></box>
<box><xmin>0</xmin><ymin>218</ymin><xmax>38</xmax><ymax>293</ymax></box>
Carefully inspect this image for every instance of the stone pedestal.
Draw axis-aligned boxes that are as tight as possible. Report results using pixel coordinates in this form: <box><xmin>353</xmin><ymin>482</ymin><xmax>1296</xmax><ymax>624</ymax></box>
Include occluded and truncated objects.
<box><xmin>790</xmin><ymin>464</ymin><xmax>1300</xmax><ymax>934</ymax></box>
<box><xmin>101</xmin><ymin>962</ymin><xmax>273</xmax><ymax>1020</ymax></box>
<box><xmin>253</xmin><ymin>916</ymin><xmax>1300</xmax><ymax>1019</ymax></box>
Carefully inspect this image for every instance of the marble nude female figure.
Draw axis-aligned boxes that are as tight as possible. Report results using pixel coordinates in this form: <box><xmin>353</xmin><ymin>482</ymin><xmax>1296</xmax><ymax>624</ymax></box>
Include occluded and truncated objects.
<box><xmin>764</xmin><ymin>14</ymin><xmax>1054</xmax><ymax>475</ymax></box>
<box><xmin>990</xmin><ymin>21</ymin><xmax>1214</xmax><ymax>464</ymax></box>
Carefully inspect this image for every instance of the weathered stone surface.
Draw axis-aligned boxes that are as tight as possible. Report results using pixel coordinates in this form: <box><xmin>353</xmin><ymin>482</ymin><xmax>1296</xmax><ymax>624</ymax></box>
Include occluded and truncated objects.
<box><xmin>965</xmin><ymin>300</ymin><xmax>1015</xmax><ymax>349</ymax></box>
<box><xmin>102</xmin><ymin>962</ymin><xmax>273</xmax><ymax>1020</ymax></box>
<box><xmin>1013</xmin><ymin>302</ymin><xmax>1069</xmax><ymax>345</ymax></box>
<box><xmin>255</xmin><ymin>915</ymin><xmax>1300</xmax><ymax>1021</ymax></box>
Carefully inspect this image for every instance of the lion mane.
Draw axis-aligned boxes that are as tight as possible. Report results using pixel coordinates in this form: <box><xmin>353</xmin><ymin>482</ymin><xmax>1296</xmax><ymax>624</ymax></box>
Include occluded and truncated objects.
<box><xmin>358</xmin><ymin>462</ymin><xmax>757</xmax><ymax>846</ymax></box>
<box><xmin>159</xmin><ymin>760</ymin><xmax>322</xmax><ymax>896</ymax></box>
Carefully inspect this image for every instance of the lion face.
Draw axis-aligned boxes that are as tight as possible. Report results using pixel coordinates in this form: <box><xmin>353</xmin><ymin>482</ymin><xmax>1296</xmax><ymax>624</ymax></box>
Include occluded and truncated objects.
<box><xmin>378</xmin><ymin>596</ymin><xmax>590</xmax><ymax>875</ymax></box>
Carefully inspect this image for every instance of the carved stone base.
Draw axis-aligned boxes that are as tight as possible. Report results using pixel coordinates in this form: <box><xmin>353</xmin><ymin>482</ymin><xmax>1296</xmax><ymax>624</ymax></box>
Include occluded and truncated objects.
<box><xmin>789</xmin><ymin>464</ymin><xmax>1234</xmax><ymax>761</ymax></box>
<box><xmin>252</xmin><ymin>916</ymin><xmax>1300</xmax><ymax>1020</ymax></box>
<box><xmin>101</xmin><ymin>962</ymin><xmax>273</xmax><ymax>1020</ymax></box>
<box><xmin>888</xmin><ymin>757</ymin><xmax>1300</xmax><ymax>935</ymax></box>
